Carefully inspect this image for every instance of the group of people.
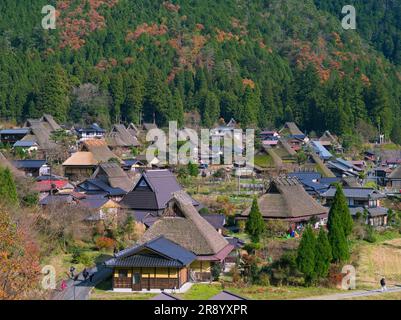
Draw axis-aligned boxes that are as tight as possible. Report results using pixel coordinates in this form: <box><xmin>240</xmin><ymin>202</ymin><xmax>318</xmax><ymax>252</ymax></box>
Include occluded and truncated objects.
<box><xmin>60</xmin><ymin>267</ymin><xmax>96</xmax><ymax>292</ymax></box>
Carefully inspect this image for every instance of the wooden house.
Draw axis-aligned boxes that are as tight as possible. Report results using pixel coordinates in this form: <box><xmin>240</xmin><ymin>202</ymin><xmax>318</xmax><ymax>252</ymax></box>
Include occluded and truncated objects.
<box><xmin>387</xmin><ymin>166</ymin><xmax>401</xmax><ymax>190</ymax></box>
<box><xmin>106</xmin><ymin>124</ymin><xmax>141</xmax><ymax>156</ymax></box>
<box><xmin>121</xmin><ymin>169</ymin><xmax>201</xmax><ymax>216</ymax></box>
<box><xmin>139</xmin><ymin>191</ymin><xmax>234</xmax><ymax>283</ymax></box>
<box><xmin>321</xmin><ymin>187</ymin><xmax>388</xmax><ymax>226</ymax></box>
<box><xmin>238</xmin><ymin>177</ymin><xmax>329</xmax><ymax>226</ymax></box>
<box><xmin>105</xmin><ymin>236</ymin><xmax>196</xmax><ymax>292</ymax></box>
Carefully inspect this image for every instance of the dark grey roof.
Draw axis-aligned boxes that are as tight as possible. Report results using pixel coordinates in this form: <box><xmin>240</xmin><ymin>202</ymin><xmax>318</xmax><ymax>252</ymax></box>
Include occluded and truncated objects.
<box><xmin>107</xmin><ymin>254</ymin><xmax>184</xmax><ymax>268</ymax></box>
<box><xmin>201</xmin><ymin>214</ymin><xmax>226</xmax><ymax>230</ymax></box>
<box><xmin>13</xmin><ymin>141</ymin><xmax>38</xmax><ymax>147</ymax></box>
<box><xmin>13</xmin><ymin>160</ymin><xmax>47</xmax><ymax>169</ymax></box>
<box><xmin>349</xmin><ymin>207</ymin><xmax>388</xmax><ymax>217</ymax></box>
<box><xmin>122</xmin><ymin>170</ymin><xmax>199</xmax><ymax>210</ymax></box>
<box><xmin>105</xmin><ymin>236</ymin><xmax>196</xmax><ymax>268</ymax></box>
<box><xmin>77</xmin><ymin>179</ymin><xmax>126</xmax><ymax>196</ymax></box>
<box><xmin>0</xmin><ymin>129</ymin><xmax>30</xmax><ymax>135</ymax></box>
<box><xmin>322</xmin><ymin>187</ymin><xmax>385</xmax><ymax>200</ymax></box>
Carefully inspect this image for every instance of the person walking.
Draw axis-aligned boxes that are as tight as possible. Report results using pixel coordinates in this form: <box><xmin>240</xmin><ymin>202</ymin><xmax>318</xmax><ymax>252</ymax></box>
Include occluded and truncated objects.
<box><xmin>380</xmin><ymin>277</ymin><xmax>387</xmax><ymax>292</ymax></box>
<box><xmin>60</xmin><ymin>280</ymin><xmax>67</xmax><ymax>292</ymax></box>
<box><xmin>89</xmin><ymin>273</ymin><xmax>95</xmax><ymax>283</ymax></box>
<box><xmin>83</xmin><ymin>268</ymin><xmax>89</xmax><ymax>281</ymax></box>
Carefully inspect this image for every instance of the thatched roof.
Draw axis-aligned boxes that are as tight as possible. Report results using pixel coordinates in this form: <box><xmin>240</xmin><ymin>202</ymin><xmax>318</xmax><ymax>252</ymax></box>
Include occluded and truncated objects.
<box><xmin>24</xmin><ymin>114</ymin><xmax>61</xmax><ymax>149</ymax></box>
<box><xmin>91</xmin><ymin>162</ymin><xmax>133</xmax><ymax>192</ymax></box>
<box><xmin>62</xmin><ymin>152</ymin><xmax>97</xmax><ymax>166</ymax></box>
<box><xmin>106</xmin><ymin>124</ymin><xmax>140</xmax><ymax>148</ymax></box>
<box><xmin>140</xmin><ymin>191</ymin><xmax>230</xmax><ymax>256</ymax></box>
<box><xmin>81</xmin><ymin>139</ymin><xmax>118</xmax><ymax>163</ymax></box>
<box><xmin>280</xmin><ymin>122</ymin><xmax>304</xmax><ymax>136</ymax></box>
<box><xmin>389</xmin><ymin>166</ymin><xmax>401</xmax><ymax>179</ymax></box>
<box><xmin>0</xmin><ymin>152</ymin><xmax>24</xmax><ymax>177</ymax></box>
<box><xmin>242</xmin><ymin>177</ymin><xmax>328</xmax><ymax>221</ymax></box>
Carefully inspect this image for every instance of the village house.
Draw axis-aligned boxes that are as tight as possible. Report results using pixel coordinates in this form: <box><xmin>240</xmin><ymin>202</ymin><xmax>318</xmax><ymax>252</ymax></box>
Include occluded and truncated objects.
<box><xmin>387</xmin><ymin>166</ymin><xmax>401</xmax><ymax>190</ymax></box>
<box><xmin>321</xmin><ymin>187</ymin><xmax>388</xmax><ymax>226</ymax></box>
<box><xmin>75</xmin><ymin>123</ymin><xmax>106</xmax><ymax>141</ymax></box>
<box><xmin>12</xmin><ymin>159</ymin><xmax>50</xmax><ymax>177</ymax></box>
<box><xmin>288</xmin><ymin>171</ymin><xmax>339</xmax><ymax>197</ymax></box>
<box><xmin>62</xmin><ymin>139</ymin><xmax>119</xmax><ymax>180</ymax></box>
<box><xmin>106</xmin><ymin>124</ymin><xmax>141</xmax><ymax>156</ymax></box>
<box><xmin>105</xmin><ymin>236</ymin><xmax>196</xmax><ymax>292</ymax></box>
<box><xmin>138</xmin><ymin>191</ymin><xmax>234</xmax><ymax>283</ymax></box>
<box><xmin>121</xmin><ymin>169</ymin><xmax>201</xmax><ymax>216</ymax></box>
<box><xmin>122</xmin><ymin>159</ymin><xmax>146</xmax><ymax>172</ymax></box>
<box><xmin>13</xmin><ymin>140</ymin><xmax>39</xmax><ymax>153</ymax></box>
<box><xmin>238</xmin><ymin>177</ymin><xmax>329</xmax><ymax>227</ymax></box>
<box><xmin>76</xmin><ymin>162</ymin><xmax>134</xmax><ymax>200</ymax></box>
<box><xmin>310</xmin><ymin>140</ymin><xmax>333</xmax><ymax>161</ymax></box>
<box><xmin>23</xmin><ymin>114</ymin><xmax>61</xmax><ymax>151</ymax></box>
<box><xmin>319</xmin><ymin>130</ymin><xmax>343</xmax><ymax>153</ymax></box>
<box><xmin>33</xmin><ymin>176</ymin><xmax>74</xmax><ymax>200</ymax></box>
<box><xmin>327</xmin><ymin>158</ymin><xmax>362</xmax><ymax>178</ymax></box>
<box><xmin>0</xmin><ymin>128</ymin><xmax>30</xmax><ymax>145</ymax></box>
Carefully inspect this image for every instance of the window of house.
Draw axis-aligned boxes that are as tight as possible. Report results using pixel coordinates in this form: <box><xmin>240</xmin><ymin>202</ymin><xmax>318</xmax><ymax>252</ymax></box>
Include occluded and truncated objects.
<box><xmin>118</xmin><ymin>269</ymin><xmax>128</xmax><ymax>278</ymax></box>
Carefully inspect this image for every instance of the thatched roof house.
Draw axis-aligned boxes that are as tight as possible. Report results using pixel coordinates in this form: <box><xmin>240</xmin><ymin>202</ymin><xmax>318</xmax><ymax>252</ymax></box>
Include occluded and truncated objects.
<box><xmin>140</xmin><ymin>191</ymin><xmax>233</xmax><ymax>260</ymax></box>
<box><xmin>240</xmin><ymin>177</ymin><xmax>329</xmax><ymax>224</ymax></box>
<box><xmin>106</xmin><ymin>124</ymin><xmax>141</xmax><ymax>149</ymax></box>
<box><xmin>388</xmin><ymin>166</ymin><xmax>401</xmax><ymax>188</ymax></box>
<box><xmin>81</xmin><ymin>139</ymin><xmax>119</xmax><ymax>163</ymax></box>
<box><xmin>23</xmin><ymin>114</ymin><xmax>61</xmax><ymax>150</ymax></box>
<box><xmin>91</xmin><ymin>162</ymin><xmax>133</xmax><ymax>192</ymax></box>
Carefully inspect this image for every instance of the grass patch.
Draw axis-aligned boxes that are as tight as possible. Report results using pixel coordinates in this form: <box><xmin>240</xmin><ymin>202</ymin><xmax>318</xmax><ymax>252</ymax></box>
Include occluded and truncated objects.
<box><xmin>254</xmin><ymin>154</ymin><xmax>274</xmax><ymax>168</ymax></box>
<box><xmin>178</xmin><ymin>284</ymin><xmax>343</xmax><ymax>300</ymax></box>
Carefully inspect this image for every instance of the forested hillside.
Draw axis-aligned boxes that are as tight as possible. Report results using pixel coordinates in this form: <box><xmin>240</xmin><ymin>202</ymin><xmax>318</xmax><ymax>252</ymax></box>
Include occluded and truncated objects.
<box><xmin>0</xmin><ymin>0</ymin><xmax>400</xmax><ymax>143</ymax></box>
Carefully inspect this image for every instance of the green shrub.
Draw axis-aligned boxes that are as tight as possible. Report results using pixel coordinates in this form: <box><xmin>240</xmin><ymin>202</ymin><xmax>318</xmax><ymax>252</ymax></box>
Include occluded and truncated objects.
<box><xmin>71</xmin><ymin>248</ymin><xmax>92</xmax><ymax>266</ymax></box>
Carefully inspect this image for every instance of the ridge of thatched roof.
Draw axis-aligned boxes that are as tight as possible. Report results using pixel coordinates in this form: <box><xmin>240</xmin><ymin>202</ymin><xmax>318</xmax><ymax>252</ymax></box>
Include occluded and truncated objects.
<box><xmin>106</xmin><ymin>124</ymin><xmax>140</xmax><ymax>147</ymax></box>
<box><xmin>81</xmin><ymin>139</ymin><xmax>119</xmax><ymax>163</ymax></box>
<box><xmin>389</xmin><ymin>166</ymin><xmax>401</xmax><ymax>179</ymax></box>
<box><xmin>140</xmin><ymin>191</ymin><xmax>229</xmax><ymax>256</ymax></box>
<box><xmin>62</xmin><ymin>152</ymin><xmax>98</xmax><ymax>166</ymax></box>
<box><xmin>24</xmin><ymin>115</ymin><xmax>61</xmax><ymax>149</ymax></box>
<box><xmin>243</xmin><ymin>176</ymin><xmax>328</xmax><ymax>220</ymax></box>
<box><xmin>92</xmin><ymin>162</ymin><xmax>133</xmax><ymax>192</ymax></box>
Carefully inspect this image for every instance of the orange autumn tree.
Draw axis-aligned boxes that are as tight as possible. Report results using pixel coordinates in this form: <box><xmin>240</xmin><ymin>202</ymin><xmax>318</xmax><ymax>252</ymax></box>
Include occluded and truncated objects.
<box><xmin>0</xmin><ymin>206</ymin><xmax>41</xmax><ymax>300</ymax></box>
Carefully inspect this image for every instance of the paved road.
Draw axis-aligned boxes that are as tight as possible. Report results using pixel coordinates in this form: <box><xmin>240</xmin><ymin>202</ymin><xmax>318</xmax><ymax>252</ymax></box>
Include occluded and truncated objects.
<box><xmin>51</xmin><ymin>265</ymin><xmax>112</xmax><ymax>300</ymax></box>
<box><xmin>297</xmin><ymin>286</ymin><xmax>401</xmax><ymax>300</ymax></box>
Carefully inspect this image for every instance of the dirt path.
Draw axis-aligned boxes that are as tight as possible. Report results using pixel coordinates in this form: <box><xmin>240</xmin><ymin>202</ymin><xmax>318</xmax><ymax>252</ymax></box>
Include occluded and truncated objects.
<box><xmin>296</xmin><ymin>286</ymin><xmax>401</xmax><ymax>300</ymax></box>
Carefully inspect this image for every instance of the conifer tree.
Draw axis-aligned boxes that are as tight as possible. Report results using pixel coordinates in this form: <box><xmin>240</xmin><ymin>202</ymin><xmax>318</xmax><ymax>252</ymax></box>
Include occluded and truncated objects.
<box><xmin>327</xmin><ymin>186</ymin><xmax>350</xmax><ymax>263</ymax></box>
<box><xmin>315</xmin><ymin>228</ymin><xmax>332</xmax><ymax>279</ymax></box>
<box><xmin>328</xmin><ymin>184</ymin><xmax>353</xmax><ymax>237</ymax></box>
<box><xmin>296</xmin><ymin>225</ymin><xmax>316</xmax><ymax>285</ymax></box>
<box><xmin>0</xmin><ymin>167</ymin><xmax>18</xmax><ymax>207</ymax></box>
<box><xmin>245</xmin><ymin>197</ymin><xmax>266</xmax><ymax>243</ymax></box>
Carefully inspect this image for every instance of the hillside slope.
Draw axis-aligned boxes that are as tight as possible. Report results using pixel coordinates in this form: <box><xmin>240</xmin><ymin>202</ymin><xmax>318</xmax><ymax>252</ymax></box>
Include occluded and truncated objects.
<box><xmin>0</xmin><ymin>0</ymin><xmax>400</xmax><ymax>142</ymax></box>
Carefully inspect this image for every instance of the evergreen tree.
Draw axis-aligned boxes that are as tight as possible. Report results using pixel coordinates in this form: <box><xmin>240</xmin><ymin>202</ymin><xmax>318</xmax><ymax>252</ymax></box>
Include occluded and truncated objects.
<box><xmin>109</xmin><ymin>74</ymin><xmax>125</xmax><ymax>123</ymax></box>
<box><xmin>202</xmin><ymin>92</ymin><xmax>220</xmax><ymax>127</ymax></box>
<box><xmin>36</xmin><ymin>64</ymin><xmax>70</xmax><ymax>122</ymax></box>
<box><xmin>327</xmin><ymin>184</ymin><xmax>353</xmax><ymax>237</ymax></box>
<box><xmin>245</xmin><ymin>197</ymin><xmax>266</xmax><ymax>243</ymax></box>
<box><xmin>315</xmin><ymin>227</ymin><xmax>332</xmax><ymax>279</ymax></box>
<box><xmin>327</xmin><ymin>185</ymin><xmax>351</xmax><ymax>263</ymax></box>
<box><xmin>123</xmin><ymin>76</ymin><xmax>144</xmax><ymax>125</ymax></box>
<box><xmin>296</xmin><ymin>225</ymin><xmax>316</xmax><ymax>285</ymax></box>
<box><xmin>167</xmin><ymin>89</ymin><xmax>184</xmax><ymax>127</ymax></box>
<box><xmin>0</xmin><ymin>167</ymin><xmax>18</xmax><ymax>207</ymax></box>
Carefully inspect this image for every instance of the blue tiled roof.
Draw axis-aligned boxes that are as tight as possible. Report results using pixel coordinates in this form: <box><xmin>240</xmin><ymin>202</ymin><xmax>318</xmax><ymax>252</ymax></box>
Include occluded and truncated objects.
<box><xmin>0</xmin><ymin>129</ymin><xmax>30</xmax><ymax>135</ymax></box>
<box><xmin>13</xmin><ymin>141</ymin><xmax>38</xmax><ymax>148</ymax></box>
<box><xmin>322</xmin><ymin>187</ymin><xmax>385</xmax><ymax>200</ymax></box>
<box><xmin>311</xmin><ymin>141</ymin><xmax>332</xmax><ymax>159</ymax></box>
<box><xmin>13</xmin><ymin>160</ymin><xmax>46</xmax><ymax>169</ymax></box>
<box><xmin>78</xmin><ymin>179</ymin><xmax>126</xmax><ymax>196</ymax></box>
<box><xmin>105</xmin><ymin>236</ymin><xmax>196</xmax><ymax>268</ymax></box>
